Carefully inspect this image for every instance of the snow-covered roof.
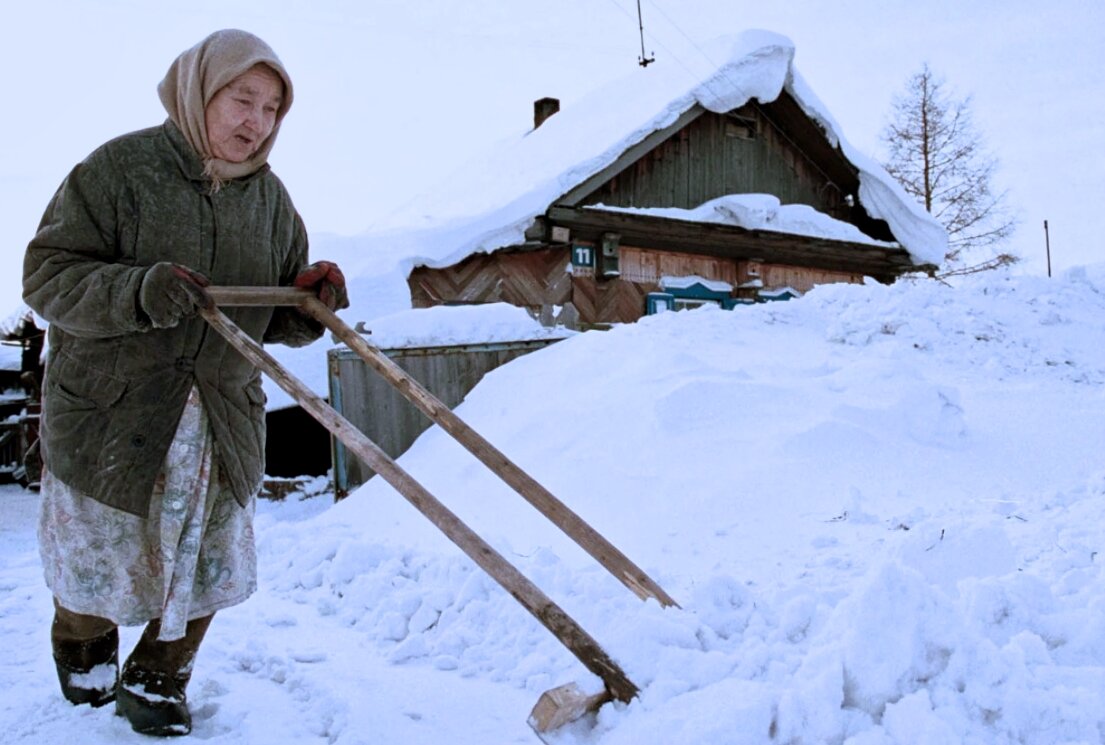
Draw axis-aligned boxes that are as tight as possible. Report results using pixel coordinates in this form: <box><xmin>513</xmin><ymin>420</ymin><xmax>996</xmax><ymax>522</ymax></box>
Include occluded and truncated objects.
<box><xmin>0</xmin><ymin>305</ymin><xmax>35</xmax><ymax>339</ymax></box>
<box><xmin>377</xmin><ymin>29</ymin><xmax>947</xmax><ymax>272</ymax></box>
<box><xmin>594</xmin><ymin>194</ymin><xmax>900</xmax><ymax>249</ymax></box>
<box><xmin>356</xmin><ymin>302</ymin><xmax>573</xmax><ymax>350</ymax></box>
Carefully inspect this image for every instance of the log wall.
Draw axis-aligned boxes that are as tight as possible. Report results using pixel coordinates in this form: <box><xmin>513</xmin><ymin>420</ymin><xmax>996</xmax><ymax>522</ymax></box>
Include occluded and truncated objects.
<box><xmin>580</xmin><ymin>106</ymin><xmax>849</xmax><ymax>219</ymax></box>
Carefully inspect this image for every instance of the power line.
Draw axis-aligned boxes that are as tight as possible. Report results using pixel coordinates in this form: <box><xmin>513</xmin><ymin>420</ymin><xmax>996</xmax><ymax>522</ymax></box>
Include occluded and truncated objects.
<box><xmin>645</xmin><ymin>0</ymin><xmax>721</xmax><ymax>71</ymax></box>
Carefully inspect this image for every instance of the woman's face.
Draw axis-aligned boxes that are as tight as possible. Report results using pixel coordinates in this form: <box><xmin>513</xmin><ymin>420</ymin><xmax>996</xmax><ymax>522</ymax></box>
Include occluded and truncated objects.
<box><xmin>205</xmin><ymin>65</ymin><xmax>284</xmax><ymax>163</ymax></box>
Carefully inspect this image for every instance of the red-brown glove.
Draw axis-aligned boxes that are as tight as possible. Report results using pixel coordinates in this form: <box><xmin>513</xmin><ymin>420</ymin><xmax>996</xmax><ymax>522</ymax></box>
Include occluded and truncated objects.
<box><xmin>293</xmin><ymin>261</ymin><xmax>348</xmax><ymax>310</ymax></box>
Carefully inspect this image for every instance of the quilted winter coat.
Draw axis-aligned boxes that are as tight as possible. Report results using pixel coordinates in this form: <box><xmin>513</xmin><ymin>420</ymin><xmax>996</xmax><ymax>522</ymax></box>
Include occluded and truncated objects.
<box><xmin>23</xmin><ymin>120</ymin><xmax>323</xmax><ymax>516</ymax></box>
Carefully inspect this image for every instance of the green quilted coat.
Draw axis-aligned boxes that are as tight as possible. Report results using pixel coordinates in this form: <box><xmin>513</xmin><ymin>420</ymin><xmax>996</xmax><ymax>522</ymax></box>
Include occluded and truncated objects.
<box><xmin>24</xmin><ymin>120</ymin><xmax>323</xmax><ymax>516</ymax></box>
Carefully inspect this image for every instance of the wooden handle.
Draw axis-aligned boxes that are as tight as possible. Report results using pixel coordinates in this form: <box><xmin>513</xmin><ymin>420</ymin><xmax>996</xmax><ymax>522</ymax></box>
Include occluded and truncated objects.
<box><xmin>206</xmin><ymin>286</ymin><xmax>679</xmax><ymax>608</ymax></box>
<box><xmin>199</xmin><ymin>302</ymin><xmax>640</xmax><ymax>703</ymax></box>
<box><xmin>206</xmin><ymin>286</ymin><xmax>311</xmax><ymax>306</ymax></box>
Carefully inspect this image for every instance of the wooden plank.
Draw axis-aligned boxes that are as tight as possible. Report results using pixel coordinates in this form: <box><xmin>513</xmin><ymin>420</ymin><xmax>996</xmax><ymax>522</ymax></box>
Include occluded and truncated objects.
<box><xmin>759</xmin><ymin>264</ymin><xmax>862</xmax><ymax>293</ymax></box>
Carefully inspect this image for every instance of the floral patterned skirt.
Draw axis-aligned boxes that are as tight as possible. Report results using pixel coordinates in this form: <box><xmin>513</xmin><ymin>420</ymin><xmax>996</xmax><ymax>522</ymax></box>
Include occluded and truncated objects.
<box><xmin>38</xmin><ymin>387</ymin><xmax>257</xmax><ymax>641</ymax></box>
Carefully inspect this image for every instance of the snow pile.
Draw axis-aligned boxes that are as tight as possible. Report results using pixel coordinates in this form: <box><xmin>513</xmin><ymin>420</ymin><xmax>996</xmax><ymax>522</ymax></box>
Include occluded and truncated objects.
<box><xmin>261</xmin><ymin>265</ymin><xmax>1105</xmax><ymax>742</ymax></box>
<box><xmin>593</xmin><ymin>193</ymin><xmax>899</xmax><ymax>247</ymax></box>
<box><xmin>4</xmin><ymin>264</ymin><xmax>1105</xmax><ymax>744</ymax></box>
<box><xmin>262</xmin><ymin>290</ymin><xmax>573</xmax><ymax>410</ymax></box>
<box><xmin>362</xmin><ymin>302</ymin><xmax>573</xmax><ymax>350</ymax></box>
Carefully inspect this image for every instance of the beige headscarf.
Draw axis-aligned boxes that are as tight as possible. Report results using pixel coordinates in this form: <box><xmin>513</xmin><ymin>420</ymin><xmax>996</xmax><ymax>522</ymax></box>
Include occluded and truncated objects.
<box><xmin>158</xmin><ymin>29</ymin><xmax>294</xmax><ymax>183</ymax></box>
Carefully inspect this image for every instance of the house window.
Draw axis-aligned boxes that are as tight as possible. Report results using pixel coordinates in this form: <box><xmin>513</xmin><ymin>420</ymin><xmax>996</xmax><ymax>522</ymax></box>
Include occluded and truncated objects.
<box><xmin>647</xmin><ymin>277</ymin><xmax>733</xmax><ymax>315</ymax></box>
<box><xmin>672</xmin><ymin>297</ymin><xmax>721</xmax><ymax>311</ymax></box>
<box><xmin>725</xmin><ymin>114</ymin><xmax>758</xmax><ymax>140</ymax></box>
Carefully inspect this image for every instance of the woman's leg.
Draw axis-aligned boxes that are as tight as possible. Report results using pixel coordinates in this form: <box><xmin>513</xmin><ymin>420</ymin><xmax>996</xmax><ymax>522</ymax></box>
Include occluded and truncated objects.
<box><xmin>50</xmin><ymin>599</ymin><xmax>119</xmax><ymax>707</ymax></box>
<box><xmin>116</xmin><ymin>613</ymin><xmax>215</xmax><ymax>737</ymax></box>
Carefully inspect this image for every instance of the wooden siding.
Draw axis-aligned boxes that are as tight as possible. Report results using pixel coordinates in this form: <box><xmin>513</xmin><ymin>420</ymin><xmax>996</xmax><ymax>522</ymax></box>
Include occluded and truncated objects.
<box><xmin>571</xmin><ymin>276</ymin><xmax>654</xmax><ymax>324</ymax></box>
<box><xmin>619</xmin><ymin>246</ymin><xmax>740</xmax><ymax>285</ymax></box>
<box><xmin>328</xmin><ymin>341</ymin><xmax>561</xmax><ymax>495</ymax></box>
<box><xmin>409</xmin><ymin>248</ymin><xmax>571</xmax><ymax>310</ymax></box>
<box><xmin>757</xmin><ymin>264</ymin><xmax>862</xmax><ymax>293</ymax></box>
<box><xmin>579</xmin><ymin>104</ymin><xmax>850</xmax><ymax>219</ymax></box>
<box><xmin>406</xmin><ymin>239</ymin><xmax>865</xmax><ymax>325</ymax></box>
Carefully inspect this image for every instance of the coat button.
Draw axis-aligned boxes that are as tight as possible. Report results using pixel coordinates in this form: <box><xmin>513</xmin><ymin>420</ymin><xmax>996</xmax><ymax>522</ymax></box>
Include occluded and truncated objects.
<box><xmin>174</xmin><ymin>357</ymin><xmax>195</xmax><ymax>372</ymax></box>
<box><xmin>131</xmin><ymin>434</ymin><xmax>146</xmax><ymax>448</ymax></box>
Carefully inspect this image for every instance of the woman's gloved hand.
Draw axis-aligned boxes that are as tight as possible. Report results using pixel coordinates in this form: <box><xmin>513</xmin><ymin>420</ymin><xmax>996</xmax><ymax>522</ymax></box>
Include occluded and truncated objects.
<box><xmin>293</xmin><ymin>261</ymin><xmax>348</xmax><ymax>310</ymax></box>
<box><xmin>139</xmin><ymin>263</ymin><xmax>212</xmax><ymax>328</ymax></box>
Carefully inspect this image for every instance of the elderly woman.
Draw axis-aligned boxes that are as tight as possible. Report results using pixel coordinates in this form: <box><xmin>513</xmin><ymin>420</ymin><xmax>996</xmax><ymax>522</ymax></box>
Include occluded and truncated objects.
<box><xmin>22</xmin><ymin>30</ymin><xmax>346</xmax><ymax>737</ymax></box>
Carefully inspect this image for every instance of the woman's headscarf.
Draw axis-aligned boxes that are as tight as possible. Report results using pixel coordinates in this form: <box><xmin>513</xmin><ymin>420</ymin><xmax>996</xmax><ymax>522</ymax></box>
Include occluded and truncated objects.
<box><xmin>158</xmin><ymin>29</ymin><xmax>294</xmax><ymax>183</ymax></box>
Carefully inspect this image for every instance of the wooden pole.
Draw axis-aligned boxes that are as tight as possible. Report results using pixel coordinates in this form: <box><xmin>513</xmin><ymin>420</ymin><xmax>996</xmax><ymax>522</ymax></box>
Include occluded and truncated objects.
<box><xmin>206</xmin><ymin>287</ymin><xmax>679</xmax><ymax>609</ymax></box>
<box><xmin>198</xmin><ymin>302</ymin><xmax>640</xmax><ymax>704</ymax></box>
<box><xmin>1044</xmin><ymin>220</ymin><xmax>1052</xmax><ymax>278</ymax></box>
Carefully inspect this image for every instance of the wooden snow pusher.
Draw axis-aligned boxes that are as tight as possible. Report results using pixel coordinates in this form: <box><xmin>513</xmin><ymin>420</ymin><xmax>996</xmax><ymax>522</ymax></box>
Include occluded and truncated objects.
<box><xmin>201</xmin><ymin>288</ymin><xmax>677</xmax><ymax>736</ymax></box>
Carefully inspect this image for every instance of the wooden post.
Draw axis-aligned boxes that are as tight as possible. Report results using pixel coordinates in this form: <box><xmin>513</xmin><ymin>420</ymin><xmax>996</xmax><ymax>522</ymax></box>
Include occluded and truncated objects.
<box><xmin>206</xmin><ymin>287</ymin><xmax>679</xmax><ymax>609</ymax></box>
<box><xmin>1044</xmin><ymin>219</ymin><xmax>1052</xmax><ymax>278</ymax></box>
<box><xmin>198</xmin><ymin>302</ymin><xmax>640</xmax><ymax>704</ymax></box>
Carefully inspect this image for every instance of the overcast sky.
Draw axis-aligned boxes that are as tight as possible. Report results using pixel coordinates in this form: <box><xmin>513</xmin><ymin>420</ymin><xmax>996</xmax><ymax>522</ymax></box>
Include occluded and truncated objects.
<box><xmin>2</xmin><ymin>0</ymin><xmax>1102</xmax><ymax>310</ymax></box>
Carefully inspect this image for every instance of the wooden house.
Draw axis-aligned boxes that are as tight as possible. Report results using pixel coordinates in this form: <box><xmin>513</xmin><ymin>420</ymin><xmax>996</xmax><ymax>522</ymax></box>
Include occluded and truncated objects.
<box><xmin>404</xmin><ymin>32</ymin><xmax>946</xmax><ymax>326</ymax></box>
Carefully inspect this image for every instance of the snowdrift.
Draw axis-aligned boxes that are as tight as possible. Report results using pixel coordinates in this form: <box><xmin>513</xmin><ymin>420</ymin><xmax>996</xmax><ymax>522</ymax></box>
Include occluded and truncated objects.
<box><xmin>4</xmin><ymin>265</ymin><xmax>1105</xmax><ymax>743</ymax></box>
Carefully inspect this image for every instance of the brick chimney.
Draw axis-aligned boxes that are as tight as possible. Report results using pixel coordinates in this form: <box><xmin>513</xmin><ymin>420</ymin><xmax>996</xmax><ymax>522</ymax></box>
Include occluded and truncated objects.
<box><xmin>533</xmin><ymin>97</ymin><xmax>560</xmax><ymax>129</ymax></box>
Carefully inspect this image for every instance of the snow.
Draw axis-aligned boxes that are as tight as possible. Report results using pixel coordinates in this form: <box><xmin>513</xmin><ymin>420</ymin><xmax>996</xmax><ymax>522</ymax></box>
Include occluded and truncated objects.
<box><xmin>1</xmin><ymin>12</ymin><xmax>1098</xmax><ymax>742</ymax></box>
<box><xmin>263</xmin><ymin>301</ymin><xmax>572</xmax><ymax>411</ymax></box>
<box><xmin>0</xmin><ymin>345</ymin><xmax>22</xmax><ymax>371</ymax></box>
<box><xmin>659</xmin><ymin>275</ymin><xmax>734</xmax><ymax>293</ymax></box>
<box><xmin>593</xmin><ymin>194</ymin><xmax>898</xmax><ymax>248</ymax></box>
<box><xmin>362</xmin><ymin>303</ymin><xmax>573</xmax><ymax>351</ymax></box>
<box><xmin>4</xmin><ymin>262</ymin><xmax>1105</xmax><ymax>743</ymax></box>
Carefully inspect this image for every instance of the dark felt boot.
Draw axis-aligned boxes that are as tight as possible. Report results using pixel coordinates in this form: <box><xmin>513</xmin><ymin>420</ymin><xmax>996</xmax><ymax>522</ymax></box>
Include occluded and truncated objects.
<box><xmin>51</xmin><ymin>602</ymin><xmax>119</xmax><ymax>707</ymax></box>
<box><xmin>116</xmin><ymin>614</ymin><xmax>213</xmax><ymax>737</ymax></box>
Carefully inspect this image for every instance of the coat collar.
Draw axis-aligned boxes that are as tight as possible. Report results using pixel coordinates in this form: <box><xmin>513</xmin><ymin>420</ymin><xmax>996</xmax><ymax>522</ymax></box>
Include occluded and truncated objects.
<box><xmin>162</xmin><ymin>119</ymin><xmax>271</xmax><ymax>187</ymax></box>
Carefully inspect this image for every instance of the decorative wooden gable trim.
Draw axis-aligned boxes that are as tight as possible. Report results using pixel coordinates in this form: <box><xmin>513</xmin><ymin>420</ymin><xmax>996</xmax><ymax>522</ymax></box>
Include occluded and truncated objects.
<box><xmin>409</xmin><ymin>248</ymin><xmax>572</xmax><ymax>310</ymax></box>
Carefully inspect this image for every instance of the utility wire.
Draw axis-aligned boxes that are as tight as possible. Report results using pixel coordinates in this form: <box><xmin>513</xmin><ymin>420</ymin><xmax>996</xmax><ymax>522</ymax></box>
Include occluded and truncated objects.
<box><xmin>602</xmin><ymin>0</ymin><xmax>725</xmax><ymax>94</ymax></box>
<box><xmin>645</xmin><ymin>0</ymin><xmax>721</xmax><ymax>70</ymax></box>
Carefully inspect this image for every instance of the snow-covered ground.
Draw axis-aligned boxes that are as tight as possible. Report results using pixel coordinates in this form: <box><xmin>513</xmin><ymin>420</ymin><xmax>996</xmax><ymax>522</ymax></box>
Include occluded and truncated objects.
<box><xmin>3</xmin><ymin>263</ymin><xmax>1105</xmax><ymax>743</ymax></box>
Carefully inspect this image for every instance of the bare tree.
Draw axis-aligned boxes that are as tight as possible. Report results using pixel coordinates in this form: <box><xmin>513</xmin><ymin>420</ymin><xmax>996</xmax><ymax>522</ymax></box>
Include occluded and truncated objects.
<box><xmin>881</xmin><ymin>64</ymin><xmax>1018</xmax><ymax>272</ymax></box>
